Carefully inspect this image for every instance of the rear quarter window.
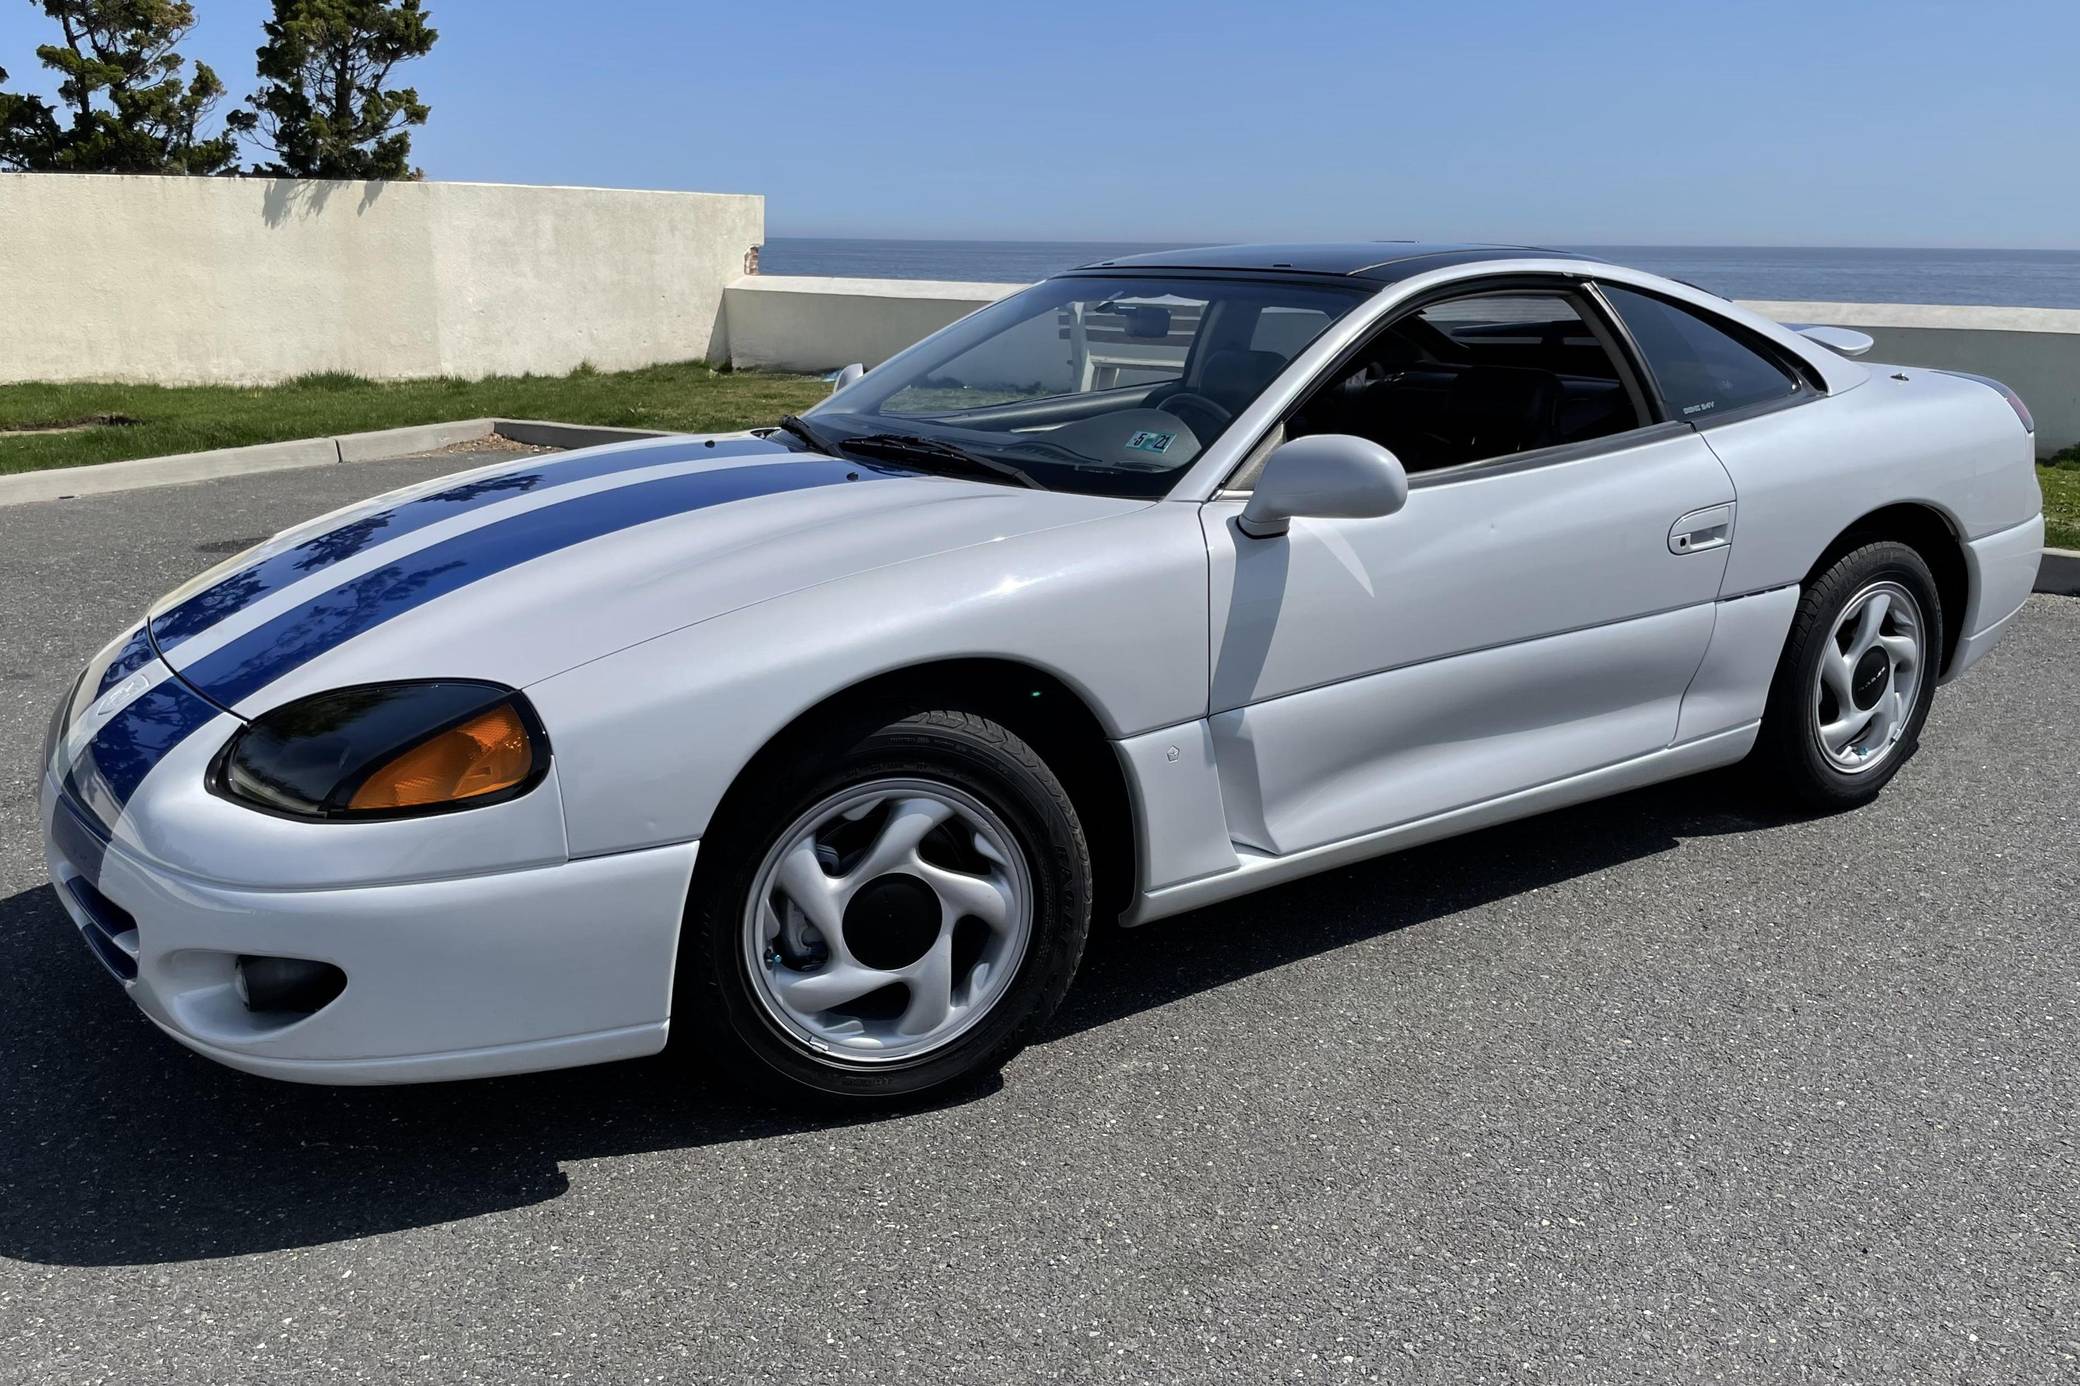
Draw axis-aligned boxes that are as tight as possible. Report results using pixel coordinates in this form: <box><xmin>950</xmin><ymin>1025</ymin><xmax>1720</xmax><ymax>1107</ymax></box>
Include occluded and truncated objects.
<box><xmin>1600</xmin><ymin>285</ymin><xmax>1800</xmax><ymax>421</ymax></box>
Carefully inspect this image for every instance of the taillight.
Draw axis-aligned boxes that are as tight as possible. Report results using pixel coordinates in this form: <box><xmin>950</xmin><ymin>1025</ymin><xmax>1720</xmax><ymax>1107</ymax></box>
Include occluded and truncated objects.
<box><xmin>1942</xmin><ymin>371</ymin><xmax>2034</xmax><ymax>434</ymax></box>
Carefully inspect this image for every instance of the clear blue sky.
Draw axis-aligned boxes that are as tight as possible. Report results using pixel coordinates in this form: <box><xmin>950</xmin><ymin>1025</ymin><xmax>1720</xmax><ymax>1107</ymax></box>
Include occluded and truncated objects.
<box><xmin>4</xmin><ymin>0</ymin><xmax>2074</xmax><ymax>247</ymax></box>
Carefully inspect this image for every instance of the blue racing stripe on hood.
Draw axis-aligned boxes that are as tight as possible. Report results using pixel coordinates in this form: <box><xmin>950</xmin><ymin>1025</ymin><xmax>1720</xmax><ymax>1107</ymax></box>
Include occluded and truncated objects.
<box><xmin>63</xmin><ymin>677</ymin><xmax>225</xmax><ymax>824</ymax></box>
<box><xmin>151</xmin><ymin>435</ymin><xmax>793</xmax><ymax>654</ymax></box>
<box><xmin>93</xmin><ymin>625</ymin><xmax>158</xmax><ymax>698</ymax></box>
<box><xmin>174</xmin><ymin>458</ymin><xmax>880</xmax><ymax>711</ymax></box>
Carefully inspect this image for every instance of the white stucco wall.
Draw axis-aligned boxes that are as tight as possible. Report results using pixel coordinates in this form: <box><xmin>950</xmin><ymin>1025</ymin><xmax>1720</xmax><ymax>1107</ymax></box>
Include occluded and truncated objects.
<box><xmin>726</xmin><ymin>278</ymin><xmax>2080</xmax><ymax>456</ymax></box>
<box><xmin>0</xmin><ymin>174</ymin><xmax>762</xmax><ymax>384</ymax></box>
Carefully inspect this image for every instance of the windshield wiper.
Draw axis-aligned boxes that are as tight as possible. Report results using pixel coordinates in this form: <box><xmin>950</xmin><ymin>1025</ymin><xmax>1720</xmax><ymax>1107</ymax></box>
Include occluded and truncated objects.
<box><xmin>775</xmin><ymin>413</ymin><xmax>837</xmax><ymax>455</ymax></box>
<box><xmin>836</xmin><ymin>433</ymin><xmax>1045</xmax><ymax>490</ymax></box>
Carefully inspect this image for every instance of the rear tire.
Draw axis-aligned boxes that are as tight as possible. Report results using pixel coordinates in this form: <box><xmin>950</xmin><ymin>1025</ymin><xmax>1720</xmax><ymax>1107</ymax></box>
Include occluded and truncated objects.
<box><xmin>678</xmin><ymin>707</ymin><xmax>1091</xmax><ymax>1106</ymax></box>
<box><xmin>1753</xmin><ymin>541</ymin><xmax>1944</xmax><ymax>809</ymax></box>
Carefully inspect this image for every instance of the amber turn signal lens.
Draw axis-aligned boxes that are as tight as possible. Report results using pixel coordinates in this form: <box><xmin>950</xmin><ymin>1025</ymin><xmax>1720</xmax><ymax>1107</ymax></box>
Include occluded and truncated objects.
<box><xmin>346</xmin><ymin>703</ymin><xmax>534</xmax><ymax>811</ymax></box>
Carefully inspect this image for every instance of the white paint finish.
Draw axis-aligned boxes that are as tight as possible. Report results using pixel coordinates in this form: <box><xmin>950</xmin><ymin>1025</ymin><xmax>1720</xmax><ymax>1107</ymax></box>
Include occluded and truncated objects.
<box><xmin>1703</xmin><ymin>368</ymin><xmax>2042</xmax><ymax>603</ymax></box>
<box><xmin>1114</xmin><ymin>721</ymin><xmax>1239</xmax><ymax>891</ymax></box>
<box><xmin>1948</xmin><ymin>513</ymin><xmax>2047</xmax><ymax>681</ymax></box>
<box><xmin>1789</xmin><ymin>324</ymin><xmax>1875</xmax><ymax>357</ymax></box>
<box><xmin>1744</xmin><ymin>301</ymin><xmax>2080</xmax><ymax>461</ymax></box>
<box><xmin>1130</xmin><ymin>721</ymin><xmax>1760</xmax><ymax>925</ymax></box>
<box><xmin>531</xmin><ymin>500</ymin><xmax>1212</xmax><ymax>857</ymax></box>
<box><xmin>1201</xmin><ymin>427</ymin><xmax>1734</xmax><ymax>712</ymax></box>
<box><xmin>1210</xmin><ymin>604</ymin><xmax>1716</xmax><ymax>857</ymax></box>
<box><xmin>144</xmin><ymin>1019</ymin><xmax>669</xmax><ymax>1086</ymax></box>
<box><xmin>0</xmin><ymin>174</ymin><xmax>760</xmax><ymax>384</ymax></box>
<box><xmin>725</xmin><ymin>275</ymin><xmax>1024</xmax><ymax>372</ymax></box>
<box><xmin>35</xmin><ymin>247</ymin><xmax>2048</xmax><ymax>1085</ymax></box>
<box><xmin>208</xmin><ymin>458</ymin><xmax>1148</xmax><ymax>721</ymax></box>
<box><xmin>1946</xmin><ymin>603</ymin><xmax>2025</xmax><ymax>684</ymax></box>
<box><xmin>42</xmin><ymin>781</ymin><xmax>693</xmax><ymax>1078</ymax></box>
<box><xmin>143</xmin><ymin>451</ymin><xmax>770</xmax><ymax>678</ymax></box>
<box><xmin>1674</xmin><ymin>585</ymin><xmax>1801</xmax><ymax>743</ymax></box>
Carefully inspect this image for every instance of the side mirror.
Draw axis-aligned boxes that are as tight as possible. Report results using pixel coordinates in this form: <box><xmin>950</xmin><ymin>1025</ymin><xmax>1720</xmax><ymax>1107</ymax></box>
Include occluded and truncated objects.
<box><xmin>1238</xmin><ymin>434</ymin><xmax>1409</xmax><ymax>538</ymax></box>
<box><xmin>830</xmin><ymin>362</ymin><xmax>865</xmax><ymax>393</ymax></box>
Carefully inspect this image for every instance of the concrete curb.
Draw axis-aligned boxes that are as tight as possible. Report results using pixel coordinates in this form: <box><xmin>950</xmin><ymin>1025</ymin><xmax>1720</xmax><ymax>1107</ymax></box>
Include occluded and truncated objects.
<box><xmin>0</xmin><ymin>435</ymin><xmax>342</xmax><ymax>505</ymax></box>
<box><xmin>2038</xmin><ymin>547</ymin><xmax>2080</xmax><ymax>597</ymax></box>
<box><xmin>333</xmin><ymin>417</ymin><xmax>498</xmax><ymax>463</ymax></box>
<box><xmin>0</xmin><ymin>418</ymin><xmax>680</xmax><ymax>507</ymax></box>
<box><xmin>494</xmin><ymin>418</ymin><xmax>676</xmax><ymax>450</ymax></box>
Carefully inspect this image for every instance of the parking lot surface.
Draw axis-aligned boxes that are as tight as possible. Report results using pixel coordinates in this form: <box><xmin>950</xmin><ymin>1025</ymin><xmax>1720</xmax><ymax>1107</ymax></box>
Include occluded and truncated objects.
<box><xmin>2</xmin><ymin>453</ymin><xmax>2075</xmax><ymax>1384</ymax></box>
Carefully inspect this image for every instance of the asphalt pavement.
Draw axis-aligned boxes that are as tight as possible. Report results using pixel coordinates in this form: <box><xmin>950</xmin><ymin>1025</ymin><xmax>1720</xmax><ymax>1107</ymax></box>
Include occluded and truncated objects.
<box><xmin>2</xmin><ymin>451</ymin><xmax>2075</xmax><ymax>1384</ymax></box>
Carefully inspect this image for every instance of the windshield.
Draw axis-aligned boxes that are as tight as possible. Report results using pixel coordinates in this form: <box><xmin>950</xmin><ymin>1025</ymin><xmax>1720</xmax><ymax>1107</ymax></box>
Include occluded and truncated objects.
<box><xmin>800</xmin><ymin>275</ymin><xmax>1371</xmax><ymax>497</ymax></box>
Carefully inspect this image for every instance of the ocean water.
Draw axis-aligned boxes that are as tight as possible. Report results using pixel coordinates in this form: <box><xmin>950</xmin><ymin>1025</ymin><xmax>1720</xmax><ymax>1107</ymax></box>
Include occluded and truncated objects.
<box><xmin>763</xmin><ymin>238</ymin><xmax>2080</xmax><ymax>309</ymax></box>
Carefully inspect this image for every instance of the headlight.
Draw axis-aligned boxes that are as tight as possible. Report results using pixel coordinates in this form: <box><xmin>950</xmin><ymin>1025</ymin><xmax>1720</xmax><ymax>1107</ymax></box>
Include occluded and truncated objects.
<box><xmin>43</xmin><ymin>668</ymin><xmax>87</xmax><ymax>776</ymax></box>
<box><xmin>214</xmin><ymin>681</ymin><xmax>548</xmax><ymax>820</ymax></box>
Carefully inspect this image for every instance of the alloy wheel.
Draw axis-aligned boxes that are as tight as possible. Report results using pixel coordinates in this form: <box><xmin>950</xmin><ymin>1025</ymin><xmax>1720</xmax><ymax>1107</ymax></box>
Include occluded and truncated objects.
<box><xmin>1810</xmin><ymin>579</ymin><xmax>1926</xmax><ymax>775</ymax></box>
<box><xmin>740</xmin><ymin>777</ymin><xmax>1034</xmax><ymax>1064</ymax></box>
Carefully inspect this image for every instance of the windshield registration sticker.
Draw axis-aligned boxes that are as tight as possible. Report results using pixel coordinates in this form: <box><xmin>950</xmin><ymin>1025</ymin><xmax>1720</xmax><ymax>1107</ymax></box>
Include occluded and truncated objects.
<box><xmin>1126</xmin><ymin>430</ymin><xmax>1175</xmax><ymax>454</ymax></box>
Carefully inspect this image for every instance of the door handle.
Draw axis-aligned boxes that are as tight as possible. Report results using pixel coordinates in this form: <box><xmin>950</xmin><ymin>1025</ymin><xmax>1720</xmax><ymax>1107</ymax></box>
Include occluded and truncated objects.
<box><xmin>1670</xmin><ymin>502</ymin><xmax>1734</xmax><ymax>555</ymax></box>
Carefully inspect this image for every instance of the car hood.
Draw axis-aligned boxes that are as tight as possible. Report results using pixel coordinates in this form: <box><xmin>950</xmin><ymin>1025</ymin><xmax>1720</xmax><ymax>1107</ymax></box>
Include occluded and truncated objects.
<box><xmin>145</xmin><ymin>432</ymin><xmax>1147</xmax><ymax>718</ymax></box>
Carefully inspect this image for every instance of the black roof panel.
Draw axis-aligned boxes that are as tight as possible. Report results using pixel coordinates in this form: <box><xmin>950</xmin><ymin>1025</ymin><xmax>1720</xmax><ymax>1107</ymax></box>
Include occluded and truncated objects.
<box><xmin>1066</xmin><ymin>241</ymin><xmax>1594</xmax><ymax>281</ymax></box>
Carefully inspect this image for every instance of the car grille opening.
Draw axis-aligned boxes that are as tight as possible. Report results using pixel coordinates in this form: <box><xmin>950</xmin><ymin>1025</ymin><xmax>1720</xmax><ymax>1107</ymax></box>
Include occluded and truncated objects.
<box><xmin>63</xmin><ymin>877</ymin><xmax>139</xmax><ymax>981</ymax></box>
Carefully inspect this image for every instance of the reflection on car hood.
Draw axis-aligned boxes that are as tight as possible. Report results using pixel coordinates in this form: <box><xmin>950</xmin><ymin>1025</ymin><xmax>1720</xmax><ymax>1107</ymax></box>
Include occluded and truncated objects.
<box><xmin>145</xmin><ymin>432</ymin><xmax>1144</xmax><ymax>716</ymax></box>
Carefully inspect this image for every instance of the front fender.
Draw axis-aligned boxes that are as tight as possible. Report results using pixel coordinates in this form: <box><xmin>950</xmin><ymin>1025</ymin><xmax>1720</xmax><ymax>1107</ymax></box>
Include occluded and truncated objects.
<box><xmin>528</xmin><ymin>502</ymin><xmax>1212</xmax><ymax>857</ymax></box>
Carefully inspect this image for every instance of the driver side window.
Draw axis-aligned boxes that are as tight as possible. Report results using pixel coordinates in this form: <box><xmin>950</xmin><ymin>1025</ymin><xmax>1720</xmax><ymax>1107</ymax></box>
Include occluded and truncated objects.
<box><xmin>1283</xmin><ymin>287</ymin><xmax>1646</xmax><ymax>476</ymax></box>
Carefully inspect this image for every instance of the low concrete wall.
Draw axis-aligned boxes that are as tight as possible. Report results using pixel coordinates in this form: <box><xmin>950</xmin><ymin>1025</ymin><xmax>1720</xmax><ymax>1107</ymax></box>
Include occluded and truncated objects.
<box><xmin>726</xmin><ymin>277</ymin><xmax>2080</xmax><ymax>456</ymax></box>
<box><xmin>724</xmin><ymin>276</ymin><xmax>1023</xmax><ymax>373</ymax></box>
<box><xmin>1</xmin><ymin>174</ymin><xmax>762</xmax><ymax>385</ymax></box>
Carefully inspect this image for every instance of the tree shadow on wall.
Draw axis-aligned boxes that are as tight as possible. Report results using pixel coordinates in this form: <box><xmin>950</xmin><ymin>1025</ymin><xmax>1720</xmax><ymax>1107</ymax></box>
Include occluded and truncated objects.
<box><xmin>260</xmin><ymin>177</ymin><xmax>388</xmax><ymax>229</ymax></box>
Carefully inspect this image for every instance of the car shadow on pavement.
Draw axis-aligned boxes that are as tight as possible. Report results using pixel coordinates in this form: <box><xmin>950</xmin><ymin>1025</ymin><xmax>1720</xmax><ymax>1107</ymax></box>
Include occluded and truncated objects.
<box><xmin>0</xmin><ymin>769</ymin><xmax>1812</xmax><ymax>1267</ymax></box>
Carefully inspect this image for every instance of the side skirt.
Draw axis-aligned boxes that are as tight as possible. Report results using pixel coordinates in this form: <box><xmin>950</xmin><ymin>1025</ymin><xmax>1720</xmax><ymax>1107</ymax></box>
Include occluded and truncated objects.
<box><xmin>1122</xmin><ymin>721</ymin><xmax>1759</xmax><ymax>926</ymax></box>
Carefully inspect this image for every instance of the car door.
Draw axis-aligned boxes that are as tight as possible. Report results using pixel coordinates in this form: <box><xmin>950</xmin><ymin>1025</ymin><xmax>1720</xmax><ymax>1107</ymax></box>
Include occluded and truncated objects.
<box><xmin>1200</xmin><ymin>281</ymin><xmax>1737</xmax><ymax>857</ymax></box>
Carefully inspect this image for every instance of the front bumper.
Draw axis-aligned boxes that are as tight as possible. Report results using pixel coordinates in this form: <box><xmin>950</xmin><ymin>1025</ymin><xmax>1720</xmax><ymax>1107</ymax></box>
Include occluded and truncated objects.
<box><xmin>41</xmin><ymin>771</ymin><xmax>698</xmax><ymax>1085</ymax></box>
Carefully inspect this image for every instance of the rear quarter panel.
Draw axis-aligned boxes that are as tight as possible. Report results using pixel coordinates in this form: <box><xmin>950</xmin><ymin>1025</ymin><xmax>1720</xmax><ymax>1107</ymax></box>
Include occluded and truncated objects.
<box><xmin>1706</xmin><ymin>369</ymin><xmax>2040</xmax><ymax>598</ymax></box>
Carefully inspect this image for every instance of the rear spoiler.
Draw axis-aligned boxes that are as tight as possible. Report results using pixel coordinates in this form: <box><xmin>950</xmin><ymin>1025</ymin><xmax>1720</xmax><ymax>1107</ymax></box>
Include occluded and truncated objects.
<box><xmin>1785</xmin><ymin>323</ymin><xmax>1875</xmax><ymax>358</ymax></box>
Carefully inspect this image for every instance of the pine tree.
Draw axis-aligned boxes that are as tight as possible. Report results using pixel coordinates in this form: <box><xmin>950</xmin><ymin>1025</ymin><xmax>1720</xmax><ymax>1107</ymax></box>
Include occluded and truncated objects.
<box><xmin>8</xmin><ymin>0</ymin><xmax>239</xmax><ymax>174</ymax></box>
<box><xmin>0</xmin><ymin>65</ymin><xmax>63</xmax><ymax>170</ymax></box>
<box><xmin>234</xmin><ymin>0</ymin><xmax>437</xmax><ymax>180</ymax></box>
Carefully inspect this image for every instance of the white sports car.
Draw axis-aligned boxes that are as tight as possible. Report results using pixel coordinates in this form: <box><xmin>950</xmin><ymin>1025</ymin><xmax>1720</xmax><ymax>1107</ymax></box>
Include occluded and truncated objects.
<box><xmin>42</xmin><ymin>244</ymin><xmax>2044</xmax><ymax>1102</ymax></box>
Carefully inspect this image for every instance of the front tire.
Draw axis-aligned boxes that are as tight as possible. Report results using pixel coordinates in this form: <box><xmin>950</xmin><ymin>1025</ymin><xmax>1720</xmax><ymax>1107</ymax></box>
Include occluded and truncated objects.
<box><xmin>1754</xmin><ymin>541</ymin><xmax>1944</xmax><ymax>809</ymax></box>
<box><xmin>679</xmin><ymin>708</ymin><xmax>1091</xmax><ymax>1105</ymax></box>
